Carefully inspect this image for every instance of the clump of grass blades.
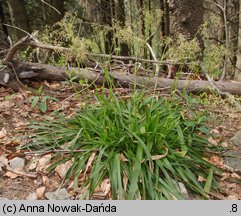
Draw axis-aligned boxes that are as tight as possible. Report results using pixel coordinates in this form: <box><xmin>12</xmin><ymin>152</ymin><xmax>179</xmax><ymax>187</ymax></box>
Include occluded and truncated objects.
<box><xmin>29</xmin><ymin>90</ymin><xmax>221</xmax><ymax>199</ymax></box>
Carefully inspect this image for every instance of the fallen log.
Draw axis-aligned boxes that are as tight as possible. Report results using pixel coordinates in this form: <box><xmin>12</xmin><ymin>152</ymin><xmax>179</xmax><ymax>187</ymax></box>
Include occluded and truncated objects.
<box><xmin>1</xmin><ymin>35</ymin><xmax>241</xmax><ymax>95</ymax></box>
<box><xmin>2</xmin><ymin>61</ymin><xmax>241</xmax><ymax>96</ymax></box>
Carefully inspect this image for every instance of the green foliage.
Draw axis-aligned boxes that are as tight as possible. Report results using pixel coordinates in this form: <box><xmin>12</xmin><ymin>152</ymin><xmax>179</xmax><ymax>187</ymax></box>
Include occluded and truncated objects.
<box><xmin>201</xmin><ymin>43</ymin><xmax>225</xmax><ymax>78</ymax></box>
<box><xmin>29</xmin><ymin>89</ymin><xmax>221</xmax><ymax>200</ymax></box>
<box><xmin>40</xmin><ymin>12</ymin><xmax>92</xmax><ymax>63</ymax></box>
<box><xmin>165</xmin><ymin>34</ymin><xmax>201</xmax><ymax>63</ymax></box>
<box><xmin>200</xmin><ymin>19</ymin><xmax>227</xmax><ymax>78</ymax></box>
<box><xmin>30</xmin><ymin>95</ymin><xmax>58</xmax><ymax>113</ymax></box>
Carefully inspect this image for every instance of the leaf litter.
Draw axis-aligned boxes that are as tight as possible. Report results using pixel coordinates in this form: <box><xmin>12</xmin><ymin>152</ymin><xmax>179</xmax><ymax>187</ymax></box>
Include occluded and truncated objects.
<box><xmin>0</xmin><ymin>83</ymin><xmax>241</xmax><ymax>200</ymax></box>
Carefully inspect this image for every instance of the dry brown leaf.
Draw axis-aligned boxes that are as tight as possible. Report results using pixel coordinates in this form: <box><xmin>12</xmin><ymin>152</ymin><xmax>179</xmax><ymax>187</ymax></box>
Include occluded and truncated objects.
<box><xmin>150</xmin><ymin>154</ymin><xmax>168</xmax><ymax>161</ymax></box>
<box><xmin>210</xmin><ymin>129</ymin><xmax>220</xmax><ymax>134</ymax></box>
<box><xmin>198</xmin><ymin>176</ymin><xmax>206</xmax><ymax>182</ymax></box>
<box><xmin>141</xmin><ymin>148</ymin><xmax>168</xmax><ymax>163</ymax></box>
<box><xmin>220</xmin><ymin>173</ymin><xmax>230</xmax><ymax>181</ymax></box>
<box><xmin>0</xmin><ymin>101</ymin><xmax>15</xmax><ymax>109</ymax></box>
<box><xmin>0</xmin><ymin>128</ymin><xmax>7</xmax><ymax>139</ymax></box>
<box><xmin>36</xmin><ymin>186</ymin><xmax>46</xmax><ymax>199</ymax></box>
<box><xmin>119</xmin><ymin>153</ymin><xmax>128</xmax><ymax>162</ymax></box>
<box><xmin>226</xmin><ymin>195</ymin><xmax>239</xmax><ymax>200</ymax></box>
<box><xmin>231</xmin><ymin>173</ymin><xmax>241</xmax><ymax>180</ymax></box>
<box><xmin>123</xmin><ymin>172</ymin><xmax>128</xmax><ymax>192</ymax></box>
<box><xmin>208</xmin><ymin>137</ymin><xmax>218</xmax><ymax>146</ymax></box>
<box><xmin>4</xmin><ymin>171</ymin><xmax>19</xmax><ymax>179</ymax></box>
<box><xmin>100</xmin><ymin>178</ymin><xmax>111</xmax><ymax>195</ymax></box>
<box><xmin>36</xmin><ymin>154</ymin><xmax>52</xmax><ymax>172</ymax></box>
<box><xmin>55</xmin><ymin>160</ymin><xmax>72</xmax><ymax>179</ymax></box>
<box><xmin>0</xmin><ymin>147</ymin><xmax>4</xmax><ymax>157</ymax></box>
<box><xmin>42</xmin><ymin>176</ymin><xmax>50</xmax><ymax>187</ymax></box>
<box><xmin>208</xmin><ymin>155</ymin><xmax>223</xmax><ymax>166</ymax></box>
<box><xmin>0</xmin><ymin>155</ymin><xmax>8</xmax><ymax>165</ymax></box>
<box><xmin>27</xmin><ymin>158</ymin><xmax>38</xmax><ymax>171</ymax></box>
<box><xmin>83</xmin><ymin>152</ymin><xmax>97</xmax><ymax>177</ymax></box>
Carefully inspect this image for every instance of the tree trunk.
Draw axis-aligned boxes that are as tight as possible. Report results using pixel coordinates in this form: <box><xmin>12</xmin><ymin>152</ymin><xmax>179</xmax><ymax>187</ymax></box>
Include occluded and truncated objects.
<box><xmin>7</xmin><ymin>0</ymin><xmax>31</xmax><ymax>39</ymax></box>
<box><xmin>0</xmin><ymin>0</ymin><xmax>9</xmax><ymax>45</ymax></box>
<box><xmin>235</xmin><ymin>0</ymin><xmax>241</xmax><ymax>81</ymax></box>
<box><xmin>117</xmin><ymin>0</ymin><xmax>129</xmax><ymax>56</ymax></box>
<box><xmin>160</xmin><ymin>0</ymin><xmax>170</xmax><ymax>39</ymax></box>
<box><xmin>100</xmin><ymin>0</ymin><xmax>115</xmax><ymax>54</ymax></box>
<box><xmin>169</xmin><ymin>0</ymin><xmax>204</xmax><ymax>41</ymax></box>
<box><xmin>50</xmin><ymin>0</ymin><xmax>65</xmax><ymax>24</ymax></box>
<box><xmin>137</xmin><ymin>0</ymin><xmax>147</xmax><ymax>58</ymax></box>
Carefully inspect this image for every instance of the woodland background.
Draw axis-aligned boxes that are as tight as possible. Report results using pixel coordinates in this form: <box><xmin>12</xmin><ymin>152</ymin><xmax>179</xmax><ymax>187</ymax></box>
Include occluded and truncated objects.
<box><xmin>0</xmin><ymin>0</ymin><xmax>241</xmax><ymax>82</ymax></box>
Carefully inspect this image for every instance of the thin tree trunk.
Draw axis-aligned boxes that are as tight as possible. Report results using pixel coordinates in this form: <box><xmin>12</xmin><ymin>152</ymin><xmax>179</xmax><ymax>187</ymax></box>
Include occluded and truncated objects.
<box><xmin>137</xmin><ymin>0</ymin><xmax>147</xmax><ymax>58</ymax></box>
<box><xmin>100</xmin><ymin>0</ymin><xmax>115</xmax><ymax>54</ymax></box>
<box><xmin>117</xmin><ymin>0</ymin><xmax>129</xmax><ymax>56</ymax></box>
<box><xmin>169</xmin><ymin>0</ymin><xmax>203</xmax><ymax>41</ymax></box>
<box><xmin>50</xmin><ymin>0</ymin><xmax>65</xmax><ymax>24</ymax></box>
<box><xmin>235</xmin><ymin>0</ymin><xmax>241</xmax><ymax>81</ymax></box>
<box><xmin>7</xmin><ymin>0</ymin><xmax>31</xmax><ymax>39</ymax></box>
<box><xmin>0</xmin><ymin>0</ymin><xmax>9</xmax><ymax>44</ymax></box>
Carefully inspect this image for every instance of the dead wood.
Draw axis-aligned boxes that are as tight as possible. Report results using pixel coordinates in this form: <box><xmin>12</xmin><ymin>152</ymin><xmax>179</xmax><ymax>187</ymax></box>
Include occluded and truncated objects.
<box><xmin>2</xmin><ymin>61</ymin><xmax>240</xmax><ymax>96</ymax></box>
<box><xmin>1</xmin><ymin>37</ymin><xmax>241</xmax><ymax>96</ymax></box>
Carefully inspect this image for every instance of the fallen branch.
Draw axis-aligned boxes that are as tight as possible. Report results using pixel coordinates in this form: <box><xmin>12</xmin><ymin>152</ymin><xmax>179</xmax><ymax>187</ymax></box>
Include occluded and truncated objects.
<box><xmin>26</xmin><ymin>40</ymin><xmax>199</xmax><ymax>66</ymax></box>
<box><xmin>1</xmin><ymin>37</ymin><xmax>241</xmax><ymax>97</ymax></box>
<box><xmin>24</xmin><ymin>149</ymin><xmax>99</xmax><ymax>156</ymax></box>
<box><xmin>7</xmin><ymin>61</ymin><xmax>241</xmax><ymax>96</ymax></box>
<box><xmin>146</xmin><ymin>42</ymin><xmax>159</xmax><ymax>76</ymax></box>
<box><xmin>205</xmin><ymin>72</ymin><xmax>241</xmax><ymax>111</ymax></box>
<box><xmin>0</xmin><ymin>158</ymin><xmax>37</xmax><ymax>178</ymax></box>
<box><xmin>3</xmin><ymin>32</ymin><xmax>37</xmax><ymax>62</ymax></box>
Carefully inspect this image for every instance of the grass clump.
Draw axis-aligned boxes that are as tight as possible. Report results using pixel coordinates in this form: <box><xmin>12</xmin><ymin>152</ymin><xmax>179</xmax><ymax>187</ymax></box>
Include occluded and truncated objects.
<box><xmin>29</xmin><ymin>90</ymin><xmax>221</xmax><ymax>199</ymax></box>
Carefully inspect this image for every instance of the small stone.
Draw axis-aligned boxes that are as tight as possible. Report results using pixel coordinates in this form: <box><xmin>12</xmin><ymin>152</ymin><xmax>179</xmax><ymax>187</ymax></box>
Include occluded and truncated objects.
<box><xmin>9</xmin><ymin>157</ymin><xmax>25</xmax><ymax>170</ymax></box>
<box><xmin>45</xmin><ymin>188</ymin><xmax>69</xmax><ymax>200</ymax></box>
<box><xmin>178</xmin><ymin>182</ymin><xmax>189</xmax><ymax>199</ymax></box>
<box><xmin>223</xmin><ymin>150</ymin><xmax>241</xmax><ymax>174</ymax></box>
<box><xmin>26</xmin><ymin>192</ymin><xmax>38</xmax><ymax>200</ymax></box>
<box><xmin>230</xmin><ymin>130</ymin><xmax>241</xmax><ymax>149</ymax></box>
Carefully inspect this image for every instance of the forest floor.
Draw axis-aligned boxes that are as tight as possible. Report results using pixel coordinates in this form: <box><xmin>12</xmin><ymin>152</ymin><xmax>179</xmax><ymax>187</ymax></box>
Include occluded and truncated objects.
<box><xmin>0</xmin><ymin>81</ymin><xmax>241</xmax><ymax>200</ymax></box>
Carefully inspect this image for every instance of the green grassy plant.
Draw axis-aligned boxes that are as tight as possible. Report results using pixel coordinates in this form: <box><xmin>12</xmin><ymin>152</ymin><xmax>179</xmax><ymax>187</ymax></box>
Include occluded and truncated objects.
<box><xmin>29</xmin><ymin>90</ymin><xmax>221</xmax><ymax>199</ymax></box>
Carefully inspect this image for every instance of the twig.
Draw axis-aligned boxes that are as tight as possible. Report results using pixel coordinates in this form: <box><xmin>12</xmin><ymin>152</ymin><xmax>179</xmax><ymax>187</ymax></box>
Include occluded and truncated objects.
<box><xmin>27</xmin><ymin>40</ymin><xmax>199</xmax><ymax>66</ymax></box>
<box><xmin>146</xmin><ymin>42</ymin><xmax>159</xmax><ymax>76</ymax></box>
<box><xmin>3</xmin><ymin>32</ymin><xmax>38</xmax><ymax>62</ymax></box>
<box><xmin>24</xmin><ymin>149</ymin><xmax>99</xmax><ymax>156</ymax></box>
<box><xmin>3</xmin><ymin>36</ymin><xmax>31</xmax><ymax>62</ymax></box>
<box><xmin>0</xmin><ymin>158</ymin><xmax>37</xmax><ymax>178</ymax></box>
<box><xmin>3</xmin><ymin>24</ymin><xmax>31</xmax><ymax>37</ymax></box>
<box><xmin>40</xmin><ymin>0</ymin><xmax>61</xmax><ymax>14</ymax></box>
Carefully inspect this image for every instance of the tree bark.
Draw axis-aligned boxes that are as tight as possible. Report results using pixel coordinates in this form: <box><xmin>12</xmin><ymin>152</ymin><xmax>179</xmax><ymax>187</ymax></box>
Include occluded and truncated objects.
<box><xmin>160</xmin><ymin>0</ymin><xmax>170</xmax><ymax>39</ymax></box>
<box><xmin>235</xmin><ymin>0</ymin><xmax>241</xmax><ymax>81</ymax></box>
<box><xmin>136</xmin><ymin>0</ymin><xmax>147</xmax><ymax>58</ymax></box>
<box><xmin>100</xmin><ymin>0</ymin><xmax>115</xmax><ymax>54</ymax></box>
<box><xmin>117</xmin><ymin>0</ymin><xmax>129</xmax><ymax>56</ymax></box>
<box><xmin>169</xmin><ymin>0</ymin><xmax>203</xmax><ymax>41</ymax></box>
<box><xmin>0</xmin><ymin>0</ymin><xmax>9</xmax><ymax>45</ymax></box>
